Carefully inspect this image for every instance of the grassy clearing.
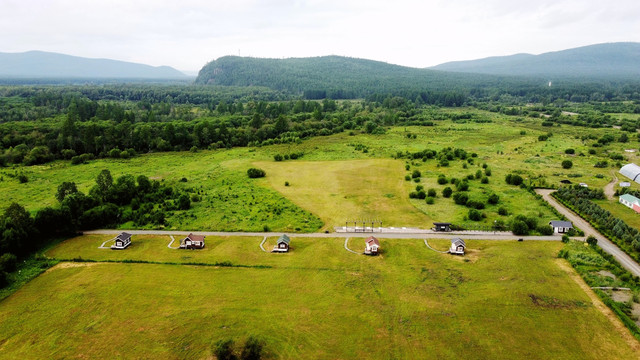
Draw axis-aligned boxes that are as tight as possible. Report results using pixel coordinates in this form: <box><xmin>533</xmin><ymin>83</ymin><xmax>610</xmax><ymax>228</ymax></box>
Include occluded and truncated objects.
<box><xmin>1</xmin><ymin>240</ymin><xmax>637</xmax><ymax>359</ymax></box>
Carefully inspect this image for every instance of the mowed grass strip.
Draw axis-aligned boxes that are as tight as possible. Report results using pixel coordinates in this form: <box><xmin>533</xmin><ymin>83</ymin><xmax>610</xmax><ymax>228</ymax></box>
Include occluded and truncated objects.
<box><xmin>256</xmin><ymin>159</ymin><xmax>430</xmax><ymax>229</ymax></box>
<box><xmin>2</xmin><ymin>240</ymin><xmax>637</xmax><ymax>359</ymax></box>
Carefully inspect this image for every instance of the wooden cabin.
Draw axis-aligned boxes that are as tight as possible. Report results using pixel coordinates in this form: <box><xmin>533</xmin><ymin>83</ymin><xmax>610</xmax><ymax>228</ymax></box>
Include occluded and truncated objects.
<box><xmin>111</xmin><ymin>232</ymin><xmax>132</xmax><ymax>250</ymax></box>
<box><xmin>549</xmin><ymin>221</ymin><xmax>573</xmax><ymax>234</ymax></box>
<box><xmin>364</xmin><ymin>236</ymin><xmax>380</xmax><ymax>255</ymax></box>
<box><xmin>273</xmin><ymin>234</ymin><xmax>290</xmax><ymax>253</ymax></box>
<box><xmin>449</xmin><ymin>238</ymin><xmax>465</xmax><ymax>255</ymax></box>
<box><xmin>181</xmin><ymin>233</ymin><xmax>205</xmax><ymax>249</ymax></box>
<box><xmin>433</xmin><ymin>222</ymin><xmax>452</xmax><ymax>232</ymax></box>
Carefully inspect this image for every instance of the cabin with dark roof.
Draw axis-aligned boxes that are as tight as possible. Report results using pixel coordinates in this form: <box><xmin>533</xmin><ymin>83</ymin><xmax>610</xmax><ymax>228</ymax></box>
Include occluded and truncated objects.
<box><xmin>364</xmin><ymin>236</ymin><xmax>380</xmax><ymax>255</ymax></box>
<box><xmin>449</xmin><ymin>238</ymin><xmax>465</xmax><ymax>255</ymax></box>
<box><xmin>549</xmin><ymin>220</ymin><xmax>573</xmax><ymax>234</ymax></box>
<box><xmin>111</xmin><ymin>232</ymin><xmax>132</xmax><ymax>250</ymax></box>
<box><xmin>273</xmin><ymin>234</ymin><xmax>290</xmax><ymax>252</ymax></box>
<box><xmin>181</xmin><ymin>233</ymin><xmax>205</xmax><ymax>249</ymax></box>
<box><xmin>433</xmin><ymin>222</ymin><xmax>452</xmax><ymax>232</ymax></box>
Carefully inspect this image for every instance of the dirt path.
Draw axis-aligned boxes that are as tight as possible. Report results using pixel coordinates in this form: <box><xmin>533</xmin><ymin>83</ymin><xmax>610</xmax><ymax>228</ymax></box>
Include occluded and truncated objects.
<box><xmin>604</xmin><ymin>172</ymin><xmax>618</xmax><ymax>200</ymax></box>
<box><xmin>167</xmin><ymin>235</ymin><xmax>180</xmax><ymax>249</ymax></box>
<box><xmin>536</xmin><ymin>189</ymin><xmax>640</xmax><ymax>277</ymax></box>
<box><xmin>344</xmin><ymin>238</ymin><xmax>360</xmax><ymax>255</ymax></box>
<box><xmin>555</xmin><ymin>259</ymin><xmax>640</xmax><ymax>352</ymax></box>
<box><xmin>98</xmin><ymin>237</ymin><xmax>115</xmax><ymax>249</ymax></box>
<box><xmin>424</xmin><ymin>239</ymin><xmax>449</xmax><ymax>253</ymax></box>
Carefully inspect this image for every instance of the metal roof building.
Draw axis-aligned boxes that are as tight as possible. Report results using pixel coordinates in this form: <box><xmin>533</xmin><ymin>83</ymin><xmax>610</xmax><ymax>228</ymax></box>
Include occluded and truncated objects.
<box><xmin>619</xmin><ymin>163</ymin><xmax>640</xmax><ymax>184</ymax></box>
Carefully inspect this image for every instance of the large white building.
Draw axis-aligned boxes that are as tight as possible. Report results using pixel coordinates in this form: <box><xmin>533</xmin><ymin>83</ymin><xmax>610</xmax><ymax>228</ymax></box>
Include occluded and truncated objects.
<box><xmin>619</xmin><ymin>163</ymin><xmax>640</xmax><ymax>184</ymax></box>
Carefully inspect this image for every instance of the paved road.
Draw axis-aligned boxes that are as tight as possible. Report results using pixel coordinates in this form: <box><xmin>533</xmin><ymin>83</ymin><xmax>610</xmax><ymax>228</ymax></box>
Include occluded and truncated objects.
<box><xmin>84</xmin><ymin>229</ymin><xmax>561</xmax><ymax>241</ymax></box>
<box><xmin>536</xmin><ymin>189</ymin><xmax>640</xmax><ymax>277</ymax></box>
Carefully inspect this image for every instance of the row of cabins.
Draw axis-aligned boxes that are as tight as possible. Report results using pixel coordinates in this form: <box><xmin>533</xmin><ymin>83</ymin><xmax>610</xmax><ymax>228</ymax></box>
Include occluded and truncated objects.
<box><xmin>111</xmin><ymin>232</ymin><xmax>206</xmax><ymax>250</ymax></box>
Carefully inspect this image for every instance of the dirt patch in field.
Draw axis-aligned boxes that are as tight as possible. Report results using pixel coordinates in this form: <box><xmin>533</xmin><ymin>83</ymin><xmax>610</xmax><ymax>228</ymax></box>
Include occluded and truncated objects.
<box><xmin>528</xmin><ymin>294</ymin><xmax>587</xmax><ymax>309</ymax></box>
<box><xmin>609</xmin><ymin>290</ymin><xmax>632</xmax><ymax>303</ymax></box>
<box><xmin>597</xmin><ymin>270</ymin><xmax>617</xmax><ymax>280</ymax></box>
<box><xmin>45</xmin><ymin>262</ymin><xmax>99</xmax><ymax>273</ymax></box>
<box><xmin>555</xmin><ymin>259</ymin><xmax>640</xmax><ymax>351</ymax></box>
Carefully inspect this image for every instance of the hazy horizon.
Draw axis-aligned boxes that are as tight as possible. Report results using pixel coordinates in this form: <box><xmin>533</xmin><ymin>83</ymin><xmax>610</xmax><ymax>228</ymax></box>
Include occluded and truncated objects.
<box><xmin>2</xmin><ymin>0</ymin><xmax>639</xmax><ymax>72</ymax></box>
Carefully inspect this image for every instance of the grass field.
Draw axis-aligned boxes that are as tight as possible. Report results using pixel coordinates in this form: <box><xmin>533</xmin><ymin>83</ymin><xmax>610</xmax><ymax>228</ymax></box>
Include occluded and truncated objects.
<box><xmin>1</xmin><ymin>111</ymin><xmax>638</xmax><ymax>232</ymax></box>
<box><xmin>1</xmin><ymin>238</ymin><xmax>638</xmax><ymax>359</ymax></box>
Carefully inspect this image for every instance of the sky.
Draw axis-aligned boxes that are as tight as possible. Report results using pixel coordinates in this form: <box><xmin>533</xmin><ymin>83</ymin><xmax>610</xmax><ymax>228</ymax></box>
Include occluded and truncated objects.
<box><xmin>1</xmin><ymin>0</ymin><xmax>639</xmax><ymax>73</ymax></box>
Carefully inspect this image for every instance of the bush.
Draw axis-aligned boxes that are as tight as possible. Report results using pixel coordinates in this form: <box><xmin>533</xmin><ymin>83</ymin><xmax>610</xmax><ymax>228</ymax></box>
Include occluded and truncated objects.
<box><xmin>411</xmin><ymin>170</ymin><xmax>421</xmax><ymax>179</ymax></box>
<box><xmin>190</xmin><ymin>146</ymin><xmax>198</xmax><ymax>153</ymax></box>
<box><xmin>481</xmin><ymin>177</ymin><xmax>489</xmax><ymax>184</ymax></box>
<box><xmin>537</xmin><ymin>225</ymin><xmax>554</xmax><ymax>236</ymax></box>
<box><xmin>561</xmin><ymin>160</ymin><xmax>573</xmax><ymax>169</ymax></box>
<box><xmin>565</xmin><ymin>148</ymin><xmax>575</xmax><ymax>154</ymax></box>
<box><xmin>213</xmin><ymin>339</ymin><xmax>237</xmax><ymax>360</ymax></box>
<box><xmin>427</xmin><ymin>188</ymin><xmax>437</xmax><ymax>197</ymax></box>
<box><xmin>511</xmin><ymin>220</ymin><xmax>529</xmax><ymax>235</ymax></box>
<box><xmin>177</xmin><ymin>194</ymin><xmax>191</xmax><ymax>210</ymax></box>
<box><xmin>468</xmin><ymin>209</ymin><xmax>483</xmax><ymax>221</ymax></box>
<box><xmin>0</xmin><ymin>253</ymin><xmax>18</xmax><ymax>272</ymax></box>
<box><xmin>17</xmin><ymin>174</ymin><xmax>28</xmax><ymax>183</ymax></box>
<box><xmin>456</xmin><ymin>181</ymin><xmax>469</xmax><ymax>191</ymax></box>
<box><xmin>285</xmin><ymin>181</ymin><xmax>290</xmax><ymax>186</ymax></box>
<box><xmin>442</xmin><ymin>187</ymin><xmax>453</xmax><ymax>198</ymax></box>
<box><xmin>241</xmin><ymin>336</ymin><xmax>264</xmax><ymax>360</ymax></box>
<box><xmin>562</xmin><ymin>234</ymin><xmax>570</xmax><ymax>243</ymax></box>
<box><xmin>453</xmin><ymin>192</ymin><xmax>469</xmax><ymax>205</ymax></box>
<box><xmin>505</xmin><ymin>173</ymin><xmax>523</xmax><ymax>186</ymax></box>
<box><xmin>425</xmin><ymin>197</ymin><xmax>435</xmax><ymax>204</ymax></box>
<box><xmin>247</xmin><ymin>168</ymin><xmax>266</xmax><ymax>178</ymax></box>
<box><xmin>466</xmin><ymin>200</ymin><xmax>485</xmax><ymax>209</ymax></box>
<box><xmin>586</xmin><ymin>236</ymin><xmax>598</xmax><ymax>246</ymax></box>
<box><xmin>498</xmin><ymin>207</ymin><xmax>509</xmax><ymax>216</ymax></box>
<box><xmin>404</xmin><ymin>175</ymin><xmax>411</xmax><ymax>181</ymax></box>
<box><xmin>437</xmin><ymin>176</ymin><xmax>447</xmax><ymax>185</ymax></box>
<box><xmin>416</xmin><ymin>185</ymin><xmax>424</xmax><ymax>192</ymax></box>
<box><xmin>274</xmin><ymin>154</ymin><xmax>283</xmax><ymax>161</ymax></box>
<box><xmin>487</xmin><ymin>194</ymin><xmax>499</xmax><ymax>205</ymax></box>
<box><xmin>485</xmin><ymin>168</ymin><xmax>491</xmax><ymax>176</ymax></box>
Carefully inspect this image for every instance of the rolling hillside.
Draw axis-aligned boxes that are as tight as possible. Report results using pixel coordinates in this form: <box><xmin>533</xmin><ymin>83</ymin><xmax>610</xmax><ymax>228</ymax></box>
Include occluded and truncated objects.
<box><xmin>0</xmin><ymin>51</ymin><xmax>186</xmax><ymax>79</ymax></box>
<box><xmin>431</xmin><ymin>42</ymin><xmax>640</xmax><ymax>78</ymax></box>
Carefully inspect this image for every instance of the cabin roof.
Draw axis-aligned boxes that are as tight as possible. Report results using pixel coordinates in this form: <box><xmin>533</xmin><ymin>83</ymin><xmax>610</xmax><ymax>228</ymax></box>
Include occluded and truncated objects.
<box><xmin>277</xmin><ymin>234</ymin><xmax>291</xmax><ymax>245</ymax></box>
<box><xmin>451</xmin><ymin>238</ymin><xmax>465</xmax><ymax>247</ymax></box>
<box><xmin>116</xmin><ymin>232</ymin><xmax>131</xmax><ymax>241</ymax></box>
<box><xmin>366</xmin><ymin>236</ymin><xmax>380</xmax><ymax>246</ymax></box>
<box><xmin>433</xmin><ymin>222</ymin><xmax>451</xmax><ymax>226</ymax></box>
<box><xmin>186</xmin><ymin>233</ymin><xmax>205</xmax><ymax>242</ymax></box>
<box><xmin>549</xmin><ymin>220</ymin><xmax>573</xmax><ymax>228</ymax></box>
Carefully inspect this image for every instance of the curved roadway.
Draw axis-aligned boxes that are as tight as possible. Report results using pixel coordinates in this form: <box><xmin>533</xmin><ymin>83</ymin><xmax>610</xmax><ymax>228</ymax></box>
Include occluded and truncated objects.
<box><xmin>536</xmin><ymin>189</ymin><xmax>640</xmax><ymax>277</ymax></box>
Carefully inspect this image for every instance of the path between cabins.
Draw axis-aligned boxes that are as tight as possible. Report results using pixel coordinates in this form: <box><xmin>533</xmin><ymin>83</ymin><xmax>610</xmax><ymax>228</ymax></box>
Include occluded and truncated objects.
<box><xmin>167</xmin><ymin>235</ymin><xmax>180</xmax><ymax>249</ymax></box>
<box><xmin>536</xmin><ymin>188</ymin><xmax>640</xmax><ymax>277</ymax></box>
<box><xmin>424</xmin><ymin>239</ymin><xmax>449</xmax><ymax>254</ymax></box>
<box><xmin>98</xmin><ymin>237</ymin><xmax>115</xmax><ymax>249</ymax></box>
<box><xmin>259</xmin><ymin>236</ymin><xmax>268</xmax><ymax>252</ymax></box>
<box><xmin>344</xmin><ymin>238</ymin><xmax>361</xmax><ymax>255</ymax></box>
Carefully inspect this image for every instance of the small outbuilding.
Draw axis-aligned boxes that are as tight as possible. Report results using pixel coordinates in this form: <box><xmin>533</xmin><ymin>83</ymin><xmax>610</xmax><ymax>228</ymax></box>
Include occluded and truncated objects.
<box><xmin>619</xmin><ymin>194</ymin><xmax>640</xmax><ymax>214</ymax></box>
<box><xmin>111</xmin><ymin>232</ymin><xmax>132</xmax><ymax>250</ymax></box>
<box><xmin>273</xmin><ymin>234</ymin><xmax>290</xmax><ymax>253</ymax></box>
<box><xmin>449</xmin><ymin>238</ymin><xmax>465</xmax><ymax>255</ymax></box>
<box><xmin>620</xmin><ymin>182</ymin><xmax>631</xmax><ymax>188</ymax></box>
<box><xmin>181</xmin><ymin>233</ymin><xmax>205</xmax><ymax>249</ymax></box>
<box><xmin>433</xmin><ymin>222</ymin><xmax>452</xmax><ymax>232</ymax></box>
<box><xmin>364</xmin><ymin>236</ymin><xmax>380</xmax><ymax>255</ymax></box>
<box><xmin>549</xmin><ymin>220</ymin><xmax>573</xmax><ymax>234</ymax></box>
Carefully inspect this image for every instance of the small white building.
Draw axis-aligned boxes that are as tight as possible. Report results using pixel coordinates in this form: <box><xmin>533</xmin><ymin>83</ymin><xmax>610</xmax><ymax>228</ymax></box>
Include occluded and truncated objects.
<box><xmin>111</xmin><ymin>232</ymin><xmax>132</xmax><ymax>250</ymax></box>
<box><xmin>449</xmin><ymin>238</ymin><xmax>465</xmax><ymax>255</ymax></box>
<box><xmin>619</xmin><ymin>194</ymin><xmax>640</xmax><ymax>214</ymax></box>
<box><xmin>620</xmin><ymin>182</ymin><xmax>631</xmax><ymax>188</ymax></box>
<box><xmin>364</xmin><ymin>236</ymin><xmax>380</xmax><ymax>255</ymax></box>
<box><xmin>273</xmin><ymin>234</ymin><xmax>290</xmax><ymax>253</ymax></box>
<box><xmin>549</xmin><ymin>220</ymin><xmax>573</xmax><ymax>234</ymax></box>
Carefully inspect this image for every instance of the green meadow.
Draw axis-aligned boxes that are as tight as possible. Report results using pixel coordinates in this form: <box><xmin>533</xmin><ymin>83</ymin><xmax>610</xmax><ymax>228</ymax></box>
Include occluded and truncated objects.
<box><xmin>0</xmin><ymin>238</ymin><xmax>637</xmax><ymax>359</ymax></box>
<box><xmin>5</xmin><ymin>110</ymin><xmax>637</xmax><ymax>232</ymax></box>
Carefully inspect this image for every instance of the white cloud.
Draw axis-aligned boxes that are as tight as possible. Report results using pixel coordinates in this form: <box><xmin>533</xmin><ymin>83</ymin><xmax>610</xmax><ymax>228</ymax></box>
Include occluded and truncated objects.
<box><xmin>0</xmin><ymin>0</ymin><xmax>639</xmax><ymax>71</ymax></box>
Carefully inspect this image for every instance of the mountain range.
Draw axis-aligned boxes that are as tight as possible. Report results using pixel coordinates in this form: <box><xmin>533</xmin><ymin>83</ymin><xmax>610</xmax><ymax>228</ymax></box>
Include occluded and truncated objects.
<box><xmin>430</xmin><ymin>42</ymin><xmax>640</xmax><ymax>78</ymax></box>
<box><xmin>0</xmin><ymin>51</ymin><xmax>186</xmax><ymax>79</ymax></box>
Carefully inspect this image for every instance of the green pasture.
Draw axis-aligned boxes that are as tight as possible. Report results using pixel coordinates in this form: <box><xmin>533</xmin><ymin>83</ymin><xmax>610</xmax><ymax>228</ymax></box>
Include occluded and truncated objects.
<box><xmin>1</xmin><ymin>239</ymin><xmax>637</xmax><ymax>359</ymax></box>
<box><xmin>0</xmin><ymin>112</ymin><xmax>638</xmax><ymax>232</ymax></box>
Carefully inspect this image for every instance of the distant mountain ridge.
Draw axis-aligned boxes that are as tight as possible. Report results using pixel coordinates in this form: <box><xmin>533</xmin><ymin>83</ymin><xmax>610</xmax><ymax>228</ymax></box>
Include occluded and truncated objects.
<box><xmin>0</xmin><ymin>51</ymin><xmax>186</xmax><ymax>79</ymax></box>
<box><xmin>430</xmin><ymin>42</ymin><xmax>640</xmax><ymax>78</ymax></box>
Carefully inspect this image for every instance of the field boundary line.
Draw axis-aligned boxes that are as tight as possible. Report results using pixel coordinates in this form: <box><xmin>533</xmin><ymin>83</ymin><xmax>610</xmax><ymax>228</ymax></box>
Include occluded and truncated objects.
<box><xmin>344</xmin><ymin>238</ymin><xmax>360</xmax><ymax>255</ymax></box>
<box><xmin>167</xmin><ymin>235</ymin><xmax>180</xmax><ymax>249</ymax></box>
<box><xmin>424</xmin><ymin>239</ymin><xmax>449</xmax><ymax>254</ymax></box>
<box><xmin>259</xmin><ymin>236</ymin><xmax>268</xmax><ymax>252</ymax></box>
<box><xmin>98</xmin><ymin>237</ymin><xmax>115</xmax><ymax>249</ymax></box>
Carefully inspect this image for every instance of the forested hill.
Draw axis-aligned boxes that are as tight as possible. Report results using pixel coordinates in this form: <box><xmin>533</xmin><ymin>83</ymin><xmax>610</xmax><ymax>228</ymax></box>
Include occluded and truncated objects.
<box><xmin>431</xmin><ymin>42</ymin><xmax>640</xmax><ymax>78</ymax></box>
<box><xmin>0</xmin><ymin>51</ymin><xmax>186</xmax><ymax>79</ymax></box>
<box><xmin>194</xmin><ymin>55</ymin><xmax>512</xmax><ymax>99</ymax></box>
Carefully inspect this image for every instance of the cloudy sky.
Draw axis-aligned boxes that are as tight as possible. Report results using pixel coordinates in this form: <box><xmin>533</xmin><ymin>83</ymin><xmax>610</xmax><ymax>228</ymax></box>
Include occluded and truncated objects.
<box><xmin>2</xmin><ymin>0</ymin><xmax>639</xmax><ymax>72</ymax></box>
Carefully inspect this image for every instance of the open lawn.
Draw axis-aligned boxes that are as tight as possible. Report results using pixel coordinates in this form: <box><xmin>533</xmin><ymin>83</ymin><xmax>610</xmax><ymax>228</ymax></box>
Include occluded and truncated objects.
<box><xmin>0</xmin><ymin>239</ymin><xmax>637</xmax><ymax>359</ymax></box>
